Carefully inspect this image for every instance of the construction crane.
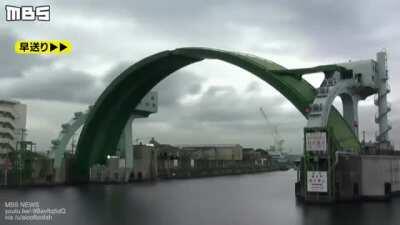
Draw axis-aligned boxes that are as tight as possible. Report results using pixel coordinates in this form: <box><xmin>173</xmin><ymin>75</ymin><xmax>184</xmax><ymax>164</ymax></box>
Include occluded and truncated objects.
<box><xmin>259</xmin><ymin>107</ymin><xmax>285</xmax><ymax>153</ymax></box>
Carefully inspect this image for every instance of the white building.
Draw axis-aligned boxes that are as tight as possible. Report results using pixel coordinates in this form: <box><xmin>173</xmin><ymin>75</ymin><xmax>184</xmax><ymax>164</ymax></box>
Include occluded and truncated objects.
<box><xmin>0</xmin><ymin>100</ymin><xmax>27</xmax><ymax>154</ymax></box>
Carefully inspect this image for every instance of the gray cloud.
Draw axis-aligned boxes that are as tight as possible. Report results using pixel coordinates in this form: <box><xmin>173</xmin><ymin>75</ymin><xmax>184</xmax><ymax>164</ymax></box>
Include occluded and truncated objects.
<box><xmin>0</xmin><ymin>27</ymin><xmax>49</xmax><ymax>78</ymax></box>
<box><xmin>53</xmin><ymin>0</ymin><xmax>400</xmax><ymax>82</ymax></box>
<box><xmin>135</xmin><ymin>83</ymin><xmax>304</xmax><ymax>151</ymax></box>
<box><xmin>102</xmin><ymin>62</ymin><xmax>132</xmax><ymax>85</ymax></box>
<box><xmin>1</xmin><ymin>0</ymin><xmax>399</xmax><ymax>152</ymax></box>
<box><xmin>0</xmin><ymin>67</ymin><xmax>102</xmax><ymax>104</ymax></box>
<box><xmin>61</xmin><ymin>1</ymin><xmax>399</xmax><ymax>48</ymax></box>
<box><xmin>103</xmin><ymin>62</ymin><xmax>205</xmax><ymax>107</ymax></box>
<box><xmin>246</xmin><ymin>81</ymin><xmax>262</xmax><ymax>93</ymax></box>
<box><xmin>150</xmin><ymin>70</ymin><xmax>205</xmax><ymax>107</ymax></box>
<box><xmin>180</xmin><ymin>85</ymin><xmax>289</xmax><ymax>124</ymax></box>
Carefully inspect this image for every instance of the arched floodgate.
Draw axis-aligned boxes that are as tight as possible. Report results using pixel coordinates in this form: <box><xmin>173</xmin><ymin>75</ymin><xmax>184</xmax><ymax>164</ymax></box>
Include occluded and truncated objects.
<box><xmin>74</xmin><ymin>47</ymin><xmax>360</xmax><ymax>181</ymax></box>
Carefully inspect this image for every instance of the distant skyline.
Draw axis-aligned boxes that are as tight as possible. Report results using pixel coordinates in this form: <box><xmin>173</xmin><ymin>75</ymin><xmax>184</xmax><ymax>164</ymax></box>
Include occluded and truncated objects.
<box><xmin>1</xmin><ymin>0</ymin><xmax>399</xmax><ymax>152</ymax></box>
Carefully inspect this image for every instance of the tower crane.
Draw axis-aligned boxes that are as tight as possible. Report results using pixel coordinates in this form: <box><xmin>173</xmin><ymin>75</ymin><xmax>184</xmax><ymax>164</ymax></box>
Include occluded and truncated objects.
<box><xmin>259</xmin><ymin>107</ymin><xmax>285</xmax><ymax>153</ymax></box>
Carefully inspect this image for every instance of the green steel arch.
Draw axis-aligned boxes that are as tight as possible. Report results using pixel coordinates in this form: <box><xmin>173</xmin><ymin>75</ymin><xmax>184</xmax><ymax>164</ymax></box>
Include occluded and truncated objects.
<box><xmin>75</xmin><ymin>47</ymin><xmax>360</xmax><ymax>178</ymax></box>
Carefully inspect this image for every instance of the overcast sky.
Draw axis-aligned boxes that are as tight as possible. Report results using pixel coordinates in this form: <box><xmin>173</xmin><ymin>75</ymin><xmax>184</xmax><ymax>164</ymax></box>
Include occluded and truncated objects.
<box><xmin>1</xmin><ymin>0</ymin><xmax>399</xmax><ymax>153</ymax></box>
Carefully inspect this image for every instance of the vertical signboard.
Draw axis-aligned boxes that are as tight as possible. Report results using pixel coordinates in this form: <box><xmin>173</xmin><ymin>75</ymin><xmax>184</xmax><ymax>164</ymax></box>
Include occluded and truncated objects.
<box><xmin>307</xmin><ymin>171</ymin><xmax>328</xmax><ymax>192</ymax></box>
<box><xmin>305</xmin><ymin>131</ymin><xmax>327</xmax><ymax>152</ymax></box>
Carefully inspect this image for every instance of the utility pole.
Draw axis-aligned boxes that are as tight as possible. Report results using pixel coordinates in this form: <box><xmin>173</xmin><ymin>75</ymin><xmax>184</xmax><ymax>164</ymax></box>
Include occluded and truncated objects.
<box><xmin>16</xmin><ymin>128</ymin><xmax>27</xmax><ymax>185</ymax></box>
<box><xmin>362</xmin><ymin>130</ymin><xmax>366</xmax><ymax>144</ymax></box>
<box><xmin>3</xmin><ymin>159</ymin><xmax>11</xmax><ymax>186</ymax></box>
<box><xmin>4</xmin><ymin>167</ymin><xmax>7</xmax><ymax>186</ymax></box>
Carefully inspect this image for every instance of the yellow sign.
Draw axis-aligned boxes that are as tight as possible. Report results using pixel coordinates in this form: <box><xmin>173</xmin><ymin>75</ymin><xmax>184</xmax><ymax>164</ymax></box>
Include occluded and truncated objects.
<box><xmin>15</xmin><ymin>40</ymin><xmax>72</xmax><ymax>55</ymax></box>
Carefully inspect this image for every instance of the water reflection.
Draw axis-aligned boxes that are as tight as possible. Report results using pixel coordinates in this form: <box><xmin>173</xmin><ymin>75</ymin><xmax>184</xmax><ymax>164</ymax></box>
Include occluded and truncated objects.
<box><xmin>1</xmin><ymin>171</ymin><xmax>399</xmax><ymax>225</ymax></box>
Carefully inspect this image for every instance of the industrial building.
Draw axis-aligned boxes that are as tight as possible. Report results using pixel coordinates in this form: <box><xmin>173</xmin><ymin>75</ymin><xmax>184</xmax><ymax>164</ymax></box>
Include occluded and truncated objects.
<box><xmin>178</xmin><ymin>144</ymin><xmax>243</xmax><ymax>161</ymax></box>
<box><xmin>89</xmin><ymin>156</ymin><xmax>127</xmax><ymax>183</ymax></box>
<box><xmin>0</xmin><ymin>100</ymin><xmax>49</xmax><ymax>186</ymax></box>
<box><xmin>87</xmin><ymin>141</ymin><xmax>278</xmax><ymax>183</ymax></box>
<box><xmin>133</xmin><ymin>144</ymin><xmax>158</xmax><ymax>180</ymax></box>
<box><xmin>89</xmin><ymin>144</ymin><xmax>158</xmax><ymax>183</ymax></box>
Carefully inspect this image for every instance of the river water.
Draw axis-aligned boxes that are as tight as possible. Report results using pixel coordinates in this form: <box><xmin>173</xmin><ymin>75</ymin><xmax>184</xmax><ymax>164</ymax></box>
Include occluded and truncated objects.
<box><xmin>1</xmin><ymin>170</ymin><xmax>399</xmax><ymax>225</ymax></box>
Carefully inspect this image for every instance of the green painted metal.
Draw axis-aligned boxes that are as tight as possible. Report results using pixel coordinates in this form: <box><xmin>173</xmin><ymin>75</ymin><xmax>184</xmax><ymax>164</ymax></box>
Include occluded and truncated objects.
<box><xmin>75</xmin><ymin>47</ymin><xmax>360</xmax><ymax>177</ymax></box>
<box><xmin>271</xmin><ymin>64</ymin><xmax>350</xmax><ymax>76</ymax></box>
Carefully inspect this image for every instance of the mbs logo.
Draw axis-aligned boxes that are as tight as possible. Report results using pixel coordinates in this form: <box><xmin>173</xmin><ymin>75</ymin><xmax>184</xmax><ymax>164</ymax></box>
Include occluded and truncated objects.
<box><xmin>5</xmin><ymin>5</ymin><xmax>50</xmax><ymax>21</ymax></box>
